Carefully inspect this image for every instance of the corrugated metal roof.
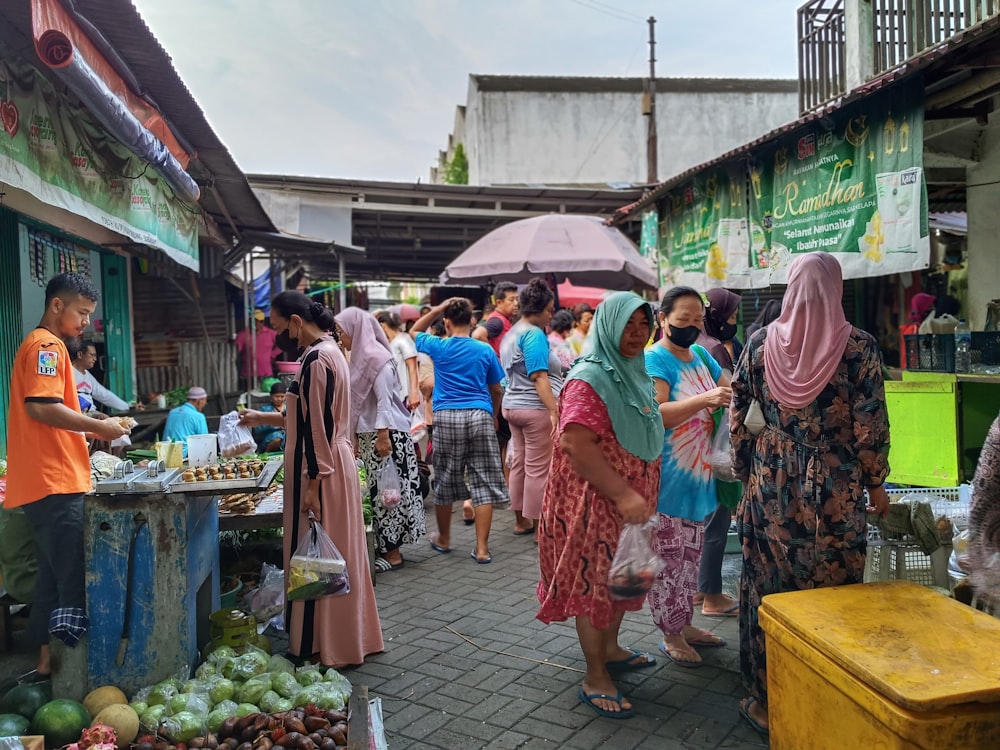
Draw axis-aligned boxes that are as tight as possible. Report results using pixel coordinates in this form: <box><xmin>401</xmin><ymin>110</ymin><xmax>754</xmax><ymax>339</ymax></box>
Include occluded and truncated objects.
<box><xmin>0</xmin><ymin>0</ymin><xmax>276</xmax><ymax>243</ymax></box>
<box><xmin>611</xmin><ymin>14</ymin><xmax>1000</xmax><ymax>223</ymax></box>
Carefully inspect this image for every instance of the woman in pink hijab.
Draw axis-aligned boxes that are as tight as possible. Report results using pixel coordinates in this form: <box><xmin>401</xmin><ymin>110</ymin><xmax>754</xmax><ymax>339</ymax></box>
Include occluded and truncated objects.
<box><xmin>728</xmin><ymin>253</ymin><xmax>890</xmax><ymax>735</ymax></box>
<box><xmin>335</xmin><ymin>307</ymin><xmax>427</xmax><ymax>572</ymax></box>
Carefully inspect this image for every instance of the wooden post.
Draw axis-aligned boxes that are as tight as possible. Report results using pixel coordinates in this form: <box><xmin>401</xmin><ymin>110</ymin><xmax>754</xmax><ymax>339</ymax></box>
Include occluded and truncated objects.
<box><xmin>346</xmin><ymin>685</ymin><xmax>370</xmax><ymax>750</ymax></box>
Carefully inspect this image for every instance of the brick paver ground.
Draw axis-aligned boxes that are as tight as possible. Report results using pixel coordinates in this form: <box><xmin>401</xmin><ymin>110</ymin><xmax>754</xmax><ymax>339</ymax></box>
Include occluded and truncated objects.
<box><xmin>346</xmin><ymin>509</ymin><xmax>769</xmax><ymax>749</ymax></box>
<box><xmin>0</xmin><ymin>509</ymin><xmax>768</xmax><ymax>749</ymax></box>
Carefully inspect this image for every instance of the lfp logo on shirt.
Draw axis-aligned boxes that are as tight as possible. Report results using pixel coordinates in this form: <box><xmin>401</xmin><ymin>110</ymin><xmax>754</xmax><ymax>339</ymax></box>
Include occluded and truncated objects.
<box><xmin>37</xmin><ymin>350</ymin><xmax>58</xmax><ymax>376</ymax></box>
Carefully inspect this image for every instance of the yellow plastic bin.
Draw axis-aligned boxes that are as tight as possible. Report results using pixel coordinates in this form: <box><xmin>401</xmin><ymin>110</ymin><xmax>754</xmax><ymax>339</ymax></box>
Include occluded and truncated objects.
<box><xmin>759</xmin><ymin>580</ymin><xmax>1000</xmax><ymax>750</ymax></box>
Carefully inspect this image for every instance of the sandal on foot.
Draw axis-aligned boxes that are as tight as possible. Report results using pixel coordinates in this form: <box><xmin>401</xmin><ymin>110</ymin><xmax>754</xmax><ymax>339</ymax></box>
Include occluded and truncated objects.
<box><xmin>513</xmin><ymin>527</ymin><xmax>535</xmax><ymax>536</ymax></box>
<box><xmin>470</xmin><ymin>552</ymin><xmax>492</xmax><ymax>564</ymax></box>
<box><xmin>658</xmin><ymin>642</ymin><xmax>702</xmax><ymax>668</ymax></box>
<box><xmin>605</xmin><ymin>647</ymin><xmax>656</xmax><ymax>672</ymax></box>
<box><xmin>739</xmin><ymin>697</ymin><xmax>769</xmax><ymax>735</ymax></box>
<box><xmin>577</xmin><ymin>689</ymin><xmax>633</xmax><ymax>719</ymax></box>
<box><xmin>687</xmin><ymin>632</ymin><xmax>727</xmax><ymax>649</ymax></box>
<box><xmin>702</xmin><ymin>602</ymin><xmax>739</xmax><ymax>617</ymax></box>
<box><xmin>429</xmin><ymin>535</ymin><xmax>451</xmax><ymax>554</ymax></box>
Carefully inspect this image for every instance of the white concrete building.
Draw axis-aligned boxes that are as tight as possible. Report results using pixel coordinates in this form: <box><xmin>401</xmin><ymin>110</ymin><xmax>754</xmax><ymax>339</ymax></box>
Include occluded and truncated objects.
<box><xmin>433</xmin><ymin>75</ymin><xmax>799</xmax><ymax>186</ymax></box>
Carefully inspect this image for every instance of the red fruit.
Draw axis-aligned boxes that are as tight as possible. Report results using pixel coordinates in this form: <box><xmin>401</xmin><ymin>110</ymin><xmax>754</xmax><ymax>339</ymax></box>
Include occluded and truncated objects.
<box><xmin>271</xmin><ymin>729</ymin><xmax>286</xmax><ymax>742</ymax></box>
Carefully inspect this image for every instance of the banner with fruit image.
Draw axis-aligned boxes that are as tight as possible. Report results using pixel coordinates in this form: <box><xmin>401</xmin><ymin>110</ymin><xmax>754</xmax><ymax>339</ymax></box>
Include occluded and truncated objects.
<box><xmin>750</xmin><ymin>77</ymin><xmax>928</xmax><ymax>285</ymax></box>
<box><xmin>0</xmin><ymin>52</ymin><xmax>199</xmax><ymax>269</ymax></box>
<box><xmin>659</xmin><ymin>162</ymin><xmax>749</xmax><ymax>290</ymax></box>
<box><xmin>656</xmin><ymin>79</ymin><xmax>928</xmax><ymax>289</ymax></box>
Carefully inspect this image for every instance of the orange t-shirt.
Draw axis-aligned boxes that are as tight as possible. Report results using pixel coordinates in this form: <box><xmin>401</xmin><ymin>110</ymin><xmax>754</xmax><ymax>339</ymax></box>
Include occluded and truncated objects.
<box><xmin>4</xmin><ymin>328</ymin><xmax>92</xmax><ymax>508</ymax></box>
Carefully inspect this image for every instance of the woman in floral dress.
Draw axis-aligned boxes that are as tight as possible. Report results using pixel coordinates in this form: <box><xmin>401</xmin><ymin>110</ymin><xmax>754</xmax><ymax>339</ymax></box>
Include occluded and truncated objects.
<box><xmin>730</xmin><ymin>253</ymin><xmax>890</xmax><ymax>734</ymax></box>
<box><xmin>537</xmin><ymin>292</ymin><xmax>663</xmax><ymax>720</ymax></box>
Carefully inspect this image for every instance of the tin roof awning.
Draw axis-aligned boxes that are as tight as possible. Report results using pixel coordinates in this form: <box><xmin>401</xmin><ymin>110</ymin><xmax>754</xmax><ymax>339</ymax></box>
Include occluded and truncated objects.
<box><xmin>226</xmin><ymin>230</ymin><xmax>365</xmax><ymax>271</ymax></box>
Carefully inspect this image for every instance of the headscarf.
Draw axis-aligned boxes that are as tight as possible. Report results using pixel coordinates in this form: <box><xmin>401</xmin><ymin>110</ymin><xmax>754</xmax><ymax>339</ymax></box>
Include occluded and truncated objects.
<box><xmin>566</xmin><ymin>292</ymin><xmax>663</xmax><ymax>462</ymax></box>
<box><xmin>910</xmin><ymin>292</ymin><xmax>936</xmax><ymax>323</ymax></box>
<box><xmin>703</xmin><ymin>288</ymin><xmax>741</xmax><ymax>340</ymax></box>
<box><xmin>334</xmin><ymin>307</ymin><xmax>394</xmax><ymax>432</ymax></box>
<box><xmin>763</xmin><ymin>253</ymin><xmax>853</xmax><ymax>409</ymax></box>
<box><xmin>698</xmin><ymin>288</ymin><xmax>742</xmax><ymax>370</ymax></box>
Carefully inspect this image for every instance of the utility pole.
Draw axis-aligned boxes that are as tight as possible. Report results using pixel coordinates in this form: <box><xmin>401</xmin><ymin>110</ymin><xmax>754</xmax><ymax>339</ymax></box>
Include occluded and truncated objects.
<box><xmin>645</xmin><ymin>16</ymin><xmax>658</xmax><ymax>184</ymax></box>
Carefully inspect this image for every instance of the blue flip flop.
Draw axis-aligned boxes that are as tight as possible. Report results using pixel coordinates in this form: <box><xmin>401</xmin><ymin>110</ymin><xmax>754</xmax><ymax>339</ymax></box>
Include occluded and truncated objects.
<box><xmin>605</xmin><ymin>647</ymin><xmax>656</xmax><ymax>671</ymax></box>
<box><xmin>429</xmin><ymin>535</ymin><xmax>451</xmax><ymax>554</ymax></box>
<box><xmin>577</xmin><ymin>689</ymin><xmax>634</xmax><ymax>719</ymax></box>
<box><xmin>470</xmin><ymin>552</ymin><xmax>492</xmax><ymax>564</ymax></box>
<box><xmin>739</xmin><ymin>697</ymin><xmax>769</xmax><ymax>735</ymax></box>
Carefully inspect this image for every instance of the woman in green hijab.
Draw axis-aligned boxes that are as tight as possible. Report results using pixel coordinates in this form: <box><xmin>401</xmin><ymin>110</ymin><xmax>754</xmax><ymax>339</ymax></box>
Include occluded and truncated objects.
<box><xmin>537</xmin><ymin>292</ymin><xmax>663</xmax><ymax>720</ymax></box>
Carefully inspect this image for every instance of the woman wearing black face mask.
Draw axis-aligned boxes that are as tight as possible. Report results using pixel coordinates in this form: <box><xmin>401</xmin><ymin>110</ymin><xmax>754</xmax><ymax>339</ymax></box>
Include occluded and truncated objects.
<box><xmin>643</xmin><ymin>286</ymin><xmax>732</xmax><ymax>667</ymax></box>
<box><xmin>239</xmin><ymin>291</ymin><xmax>383</xmax><ymax>668</ymax></box>
<box><xmin>693</xmin><ymin>288</ymin><xmax>743</xmax><ymax>619</ymax></box>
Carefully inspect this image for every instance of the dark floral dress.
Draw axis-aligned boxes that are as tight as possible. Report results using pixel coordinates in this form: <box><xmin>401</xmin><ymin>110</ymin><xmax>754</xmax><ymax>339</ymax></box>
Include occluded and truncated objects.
<box><xmin>730</xmin><ymin>327</ymin><xmax>889</xmax><ymax>708</ymax></box>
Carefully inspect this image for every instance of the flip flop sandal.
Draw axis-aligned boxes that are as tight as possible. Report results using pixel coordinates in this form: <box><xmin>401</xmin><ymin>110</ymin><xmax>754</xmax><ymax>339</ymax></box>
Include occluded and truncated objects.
<box><xmin>577</xmin><ymin>689</ymin><xmax>634</xmax><ymax>719</ymax></box>
<box><xmin>429</xmin><ymin>535</ymin><xmax>452</xmax><ymax>554</ymax></box>
<box><xmin>513</xmin><ymin>527</ymin><xmax>535</xmax><ymax>536</ymax></box>
<box><xmin>470</xmin><ymin>552</ymin><xmax>493</xmax><ymax>564</ymax></box>
<box><xmin>687</xmin><ymin>632</ymin><xmax>727</xmax><ymax>649</ymax></box>
<box><xmin>739</xmin><ymin>697</ymin><xmax>769</xmax><ymax>735</ymax></box>
<box><xmin>701</xmin><ymin>602</ymin><xmax>740</xmax><ymax>617</ymax></box>
<box><xmin>658</xmin><ymin>642</ymin><xmax>702</xmax><ymax>668</ymax></box>
<box><xmin>605</xmin><ymin>647</ymin><xmax>656</xmax><ymax>671</ymax></box>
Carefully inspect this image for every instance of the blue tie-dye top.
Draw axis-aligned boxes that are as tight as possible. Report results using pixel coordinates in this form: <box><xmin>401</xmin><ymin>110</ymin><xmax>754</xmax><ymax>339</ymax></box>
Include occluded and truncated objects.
<box><xmin>645</xmin><ymin>344</ymin><xmax>722</xmax><ymax>521</ymax></box>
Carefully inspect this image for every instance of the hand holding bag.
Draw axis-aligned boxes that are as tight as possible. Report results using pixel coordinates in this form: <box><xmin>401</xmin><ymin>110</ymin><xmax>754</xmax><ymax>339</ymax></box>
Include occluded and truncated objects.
<box><xmin>710</xmin><ymin>408</ymin><xmax>738</xmax><ymax>482</ymax></box>
<box><xmin>607</xmin><ymin>520</ymin><xmax>666</xmax><ymax>600</ymax></box>
<box><xmin>288</xmin><ymin>514</ymin><xmax>350</xmax><ymax>601</ymax></box>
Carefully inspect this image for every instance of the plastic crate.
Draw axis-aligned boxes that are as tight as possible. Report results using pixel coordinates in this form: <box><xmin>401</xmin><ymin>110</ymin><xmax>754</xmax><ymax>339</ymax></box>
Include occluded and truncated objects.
<box><xmin>971</xmin><ymin>332</ymin><xmax>1000</xmax><ymax>368</ymax></box>
<box><xmin>864</xmin><ymin>486</ymin><xmax>968</xmax><ymax>589</ymax></box>
<box><xmin>904</xmin><ymin>333</ymin><xmax>955</xmax><ymax>371</ymax></box>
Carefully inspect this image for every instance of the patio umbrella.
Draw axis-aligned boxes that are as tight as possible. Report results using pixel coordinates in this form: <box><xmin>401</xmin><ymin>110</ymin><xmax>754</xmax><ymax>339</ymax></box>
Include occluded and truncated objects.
<box><xmin>557</xmin><ymin>281</ymin><xmax>611</xmax><ymax>308</ymax></box>
<box><xmin>441</xmin><ymin>214</ymin><xmax>658</xmax><ymax>290</ymax></box>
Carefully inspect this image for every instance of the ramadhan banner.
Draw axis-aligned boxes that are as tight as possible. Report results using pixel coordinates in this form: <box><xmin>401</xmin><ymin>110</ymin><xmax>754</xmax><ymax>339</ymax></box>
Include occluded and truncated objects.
<box><xmin>660</xmin><ymin>79</ymin><xmax>929</xmax><ymax>289</ymax></box>
<box><xmin>0</xmin><ymin>51</ymin><xmax>199</xmax><ymax>269</ymax></box>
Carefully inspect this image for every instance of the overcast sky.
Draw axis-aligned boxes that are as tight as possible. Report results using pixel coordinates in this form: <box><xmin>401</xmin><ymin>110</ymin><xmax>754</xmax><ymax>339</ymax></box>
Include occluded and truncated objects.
<box><xmin>131</xmin><ymin>0</ymin><xmax>804</xmax><ymax>182</ymax></box>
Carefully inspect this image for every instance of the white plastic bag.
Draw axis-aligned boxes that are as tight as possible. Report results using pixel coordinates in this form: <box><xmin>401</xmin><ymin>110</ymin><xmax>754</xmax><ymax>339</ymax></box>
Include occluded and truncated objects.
<box><xmin>218</xmin><ymin>411</ymin><xmax>255</xmax><ymax>457</ymax></box>
<box><xmin>288</xmin><ymin>515</ymin><xmax>350</xmax><ymax>601</ymax></box>
<box><xmin>710</xmin><ymin>410</ymin><xmax>737</xmax><ymax>482</ymax></box>
<box><xmin>607</xmin><ymin>519</ymin><xmax>665</xmax><ymax>600</ymax></box>
<box><xmin>377</xmin><ymin>458</ymin><xmax>402</xmax><ymax>509</ymax></box>
<box><xmin>249</xmin><ymin>562</ymin><xmax>285</xmax><ymax>624</ymax></box>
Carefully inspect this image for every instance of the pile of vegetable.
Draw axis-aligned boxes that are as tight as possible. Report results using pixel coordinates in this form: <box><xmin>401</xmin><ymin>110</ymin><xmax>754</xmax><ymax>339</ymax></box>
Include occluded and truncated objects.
<box><xmin>128</xmin><ymin>647</ymin><xmax>351</xmax><ymax>745</ymax></box>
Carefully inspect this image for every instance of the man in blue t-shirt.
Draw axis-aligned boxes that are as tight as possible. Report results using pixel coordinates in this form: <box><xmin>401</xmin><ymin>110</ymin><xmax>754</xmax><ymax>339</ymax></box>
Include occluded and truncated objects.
<box><xmin>413</xmin><ymin>298</ymin><xmax>510</xmax><ymax>565</ymax></box>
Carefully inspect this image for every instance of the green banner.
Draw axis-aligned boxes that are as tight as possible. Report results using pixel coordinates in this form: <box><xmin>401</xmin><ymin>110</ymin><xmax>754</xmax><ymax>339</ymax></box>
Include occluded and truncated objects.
<box><xmin>659</xmin><ymin>79</ymin><xmax>929</xmax><ymax>289</ymax></box>
<box><xmin>660</xmin><ymin>162</ymin><xmax>748</xmax><ymax>289</ymax></box>
<box><xmin>0</xmin><ymin>51</ymin><xmax>199</xmax><ymax>269</ymax></box>
<box><xmin>639</xmin><ymin>208</ymin><xmax>661</xmax><ymax>283</ymax></box>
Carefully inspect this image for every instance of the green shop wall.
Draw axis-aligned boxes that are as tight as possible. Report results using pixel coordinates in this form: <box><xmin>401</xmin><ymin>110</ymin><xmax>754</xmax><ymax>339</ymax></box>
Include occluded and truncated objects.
<box><xmin>0</xmin><ymin>208</ymin><xmax>25</xmax><ymax>459</ymax></box>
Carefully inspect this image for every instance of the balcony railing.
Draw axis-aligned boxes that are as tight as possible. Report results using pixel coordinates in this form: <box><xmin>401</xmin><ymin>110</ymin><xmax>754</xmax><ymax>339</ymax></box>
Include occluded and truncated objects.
<box><xmin>798</xmin><ymin>0</ymin><xmax>1000</xmax><ymax>113</ymax></box>
<box><xmin>798</xmin><ymin>0</ymin><xmax>847</xmax><ymax>115</ymax></box>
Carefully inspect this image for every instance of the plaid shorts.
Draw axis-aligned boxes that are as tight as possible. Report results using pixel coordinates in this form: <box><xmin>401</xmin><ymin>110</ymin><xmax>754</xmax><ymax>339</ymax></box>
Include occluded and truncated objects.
<box><xmin>431</xmin><ymin>409</ymin><xmax>510</xmax><ymax>508</ymax></box>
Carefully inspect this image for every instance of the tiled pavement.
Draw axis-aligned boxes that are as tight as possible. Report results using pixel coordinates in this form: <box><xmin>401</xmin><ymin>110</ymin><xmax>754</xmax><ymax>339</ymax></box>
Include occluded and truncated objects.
<box><xmin>346</xmin><ymin>511</ymin><xmax>769</xmax><ymax>749</ymax></box>
<box><xmin>0</xmin><ymin>511</ymin><xmax>767</xmax><ymax>749</ymax></box>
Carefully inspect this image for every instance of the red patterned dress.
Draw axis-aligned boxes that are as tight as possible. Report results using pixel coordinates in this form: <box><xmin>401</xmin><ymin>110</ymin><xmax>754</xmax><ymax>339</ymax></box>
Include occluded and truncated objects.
<box><xmin>537</xmin><ymin>380</ymin><xmax>661</xmax><ymax>629</ymax></box>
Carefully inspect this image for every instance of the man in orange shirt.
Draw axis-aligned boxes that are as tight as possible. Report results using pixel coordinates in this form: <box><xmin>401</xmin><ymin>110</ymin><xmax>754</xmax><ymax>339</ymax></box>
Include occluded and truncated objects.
<box><xmin>5</xmin><ymin>273</ymin><xmax>128</xmax><ymax>679</ymax></box>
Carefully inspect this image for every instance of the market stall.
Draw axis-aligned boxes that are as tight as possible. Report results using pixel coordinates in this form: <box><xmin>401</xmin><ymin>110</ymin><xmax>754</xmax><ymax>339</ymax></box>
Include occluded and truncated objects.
<box><xmin>57</xmin><ymin>457</ymin><xmax>283</xmax><ymax>699</ymax></box>
<box><xmin>886</xmin><ymin>335</ymin><xmax>1000</xmax><ymax>486</ymax></box>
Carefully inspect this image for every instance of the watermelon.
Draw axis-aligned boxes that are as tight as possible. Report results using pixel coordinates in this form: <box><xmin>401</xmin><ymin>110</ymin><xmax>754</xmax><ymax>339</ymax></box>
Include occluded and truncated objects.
<box><xmin>0</xmin><ymin>683</ymin><xmax>52</xmax><ymax>721</ymax></box>
<box><xmin>31</xmin><ymin>699</ymin><xmax>91</xmax><ymax>748</ymax></box>
<box><xmin>0</xmin><ymin>713</ymin><xmax>30</xmax><ymax>737</ymax></box>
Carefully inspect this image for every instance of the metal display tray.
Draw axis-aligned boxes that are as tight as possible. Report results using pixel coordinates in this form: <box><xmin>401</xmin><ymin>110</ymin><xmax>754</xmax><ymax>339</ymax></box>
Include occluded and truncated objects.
<box><xmin>168</xmin><ymin>457</ymin><xmax>282</xmax><ymax>494</ymax></box>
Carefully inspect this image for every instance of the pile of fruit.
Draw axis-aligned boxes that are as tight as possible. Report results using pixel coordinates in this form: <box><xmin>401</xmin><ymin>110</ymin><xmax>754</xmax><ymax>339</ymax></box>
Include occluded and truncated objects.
<box><xmin>128</xmin><ymin>647</ymin><xmax>351</xmax><ymax>745</ymax></box>
<box><xmin>0</xmin><ymin>683</ymin><xmax>140</xmax><ymax>749</ymax></box>
<box><xmin>0</xmin><ymin>646</ymin><xmax>352</xmax><ymax>750</ymax></box>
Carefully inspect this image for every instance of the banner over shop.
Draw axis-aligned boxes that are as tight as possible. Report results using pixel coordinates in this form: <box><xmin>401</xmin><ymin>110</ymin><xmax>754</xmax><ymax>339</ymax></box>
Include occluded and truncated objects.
<box><xmin>660</xmin><ymin>79</ymin><xmax>930</xmax><ymax>289</ymax></box>
<box><xmin>0</xmin><ymin>53</ymin><xmax>199</xmax><ymax>269</ymax></box>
